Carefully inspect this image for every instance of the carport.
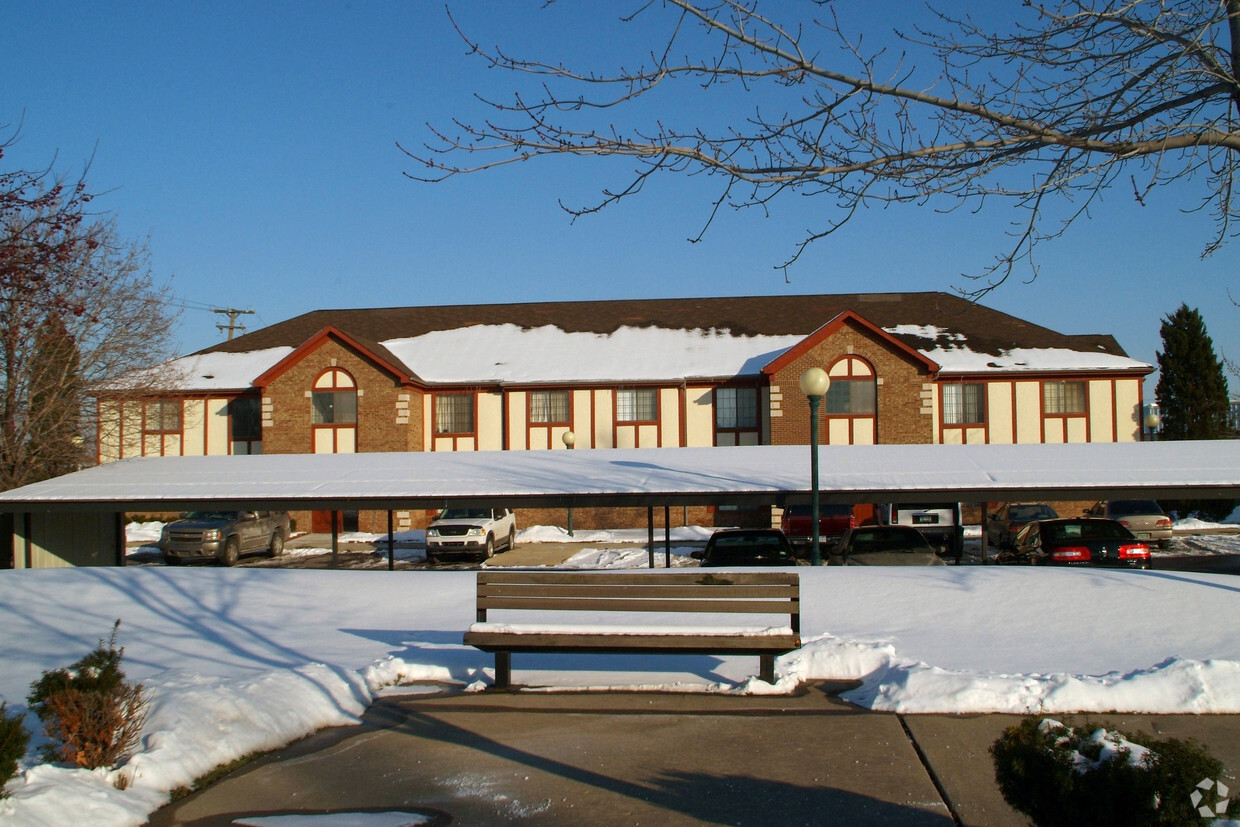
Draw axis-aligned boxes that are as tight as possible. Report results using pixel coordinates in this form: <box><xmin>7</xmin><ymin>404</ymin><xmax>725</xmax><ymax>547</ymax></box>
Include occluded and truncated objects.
<box><xmin>3</xmin><ymin>441</ymin><xmax>1240</xmax><ymax>568</ymax></box>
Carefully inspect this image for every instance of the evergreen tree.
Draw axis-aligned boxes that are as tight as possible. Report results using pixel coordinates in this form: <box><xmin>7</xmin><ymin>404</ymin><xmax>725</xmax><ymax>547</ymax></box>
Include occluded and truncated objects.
<box><xmin>1155</xmin><ymin>305</ymin><xmax>1231</xmax><ymax>440</ymax></box>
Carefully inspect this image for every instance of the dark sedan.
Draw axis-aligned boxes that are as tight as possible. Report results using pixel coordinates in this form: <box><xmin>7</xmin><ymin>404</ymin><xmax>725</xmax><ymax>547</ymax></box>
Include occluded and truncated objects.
<box><xmin>834</xmin><ymin>525</ymin><xmax>945</xmax><ymax>566</ymax></box>
<box><xmin>1004</xmin><ymin>518</ymin><xmax>1151</xmax><ymax>569</ymax></box>
<box><xmin>692</xmin><ymin>529</ymin><xmax>798</xmax><ymax>567</ymax></box>
<box><xmin>986</xmin><ymin>502</ymin><xmax>1059</xmax><ymax>549</ymax></box>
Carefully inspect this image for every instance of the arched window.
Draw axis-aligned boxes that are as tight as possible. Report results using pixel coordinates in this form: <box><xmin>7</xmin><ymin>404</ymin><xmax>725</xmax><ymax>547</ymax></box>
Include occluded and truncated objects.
<box><xmin>824</xmin><ymin>356</ymin><xmax>877</xmax><ymax>444</ymax></box>
<box><xmin>311</xmin><ymin>367</ymin><xmax>357</xmax><ymax>453</ymax></box>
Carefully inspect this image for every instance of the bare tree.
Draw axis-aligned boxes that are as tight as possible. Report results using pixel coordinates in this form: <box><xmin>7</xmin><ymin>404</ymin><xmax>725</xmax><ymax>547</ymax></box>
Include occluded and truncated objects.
<box><xmin>1</xmin><ymin>136</ymin><xmax>181</xmax><ymax>490</ymax></box>
<box><xmin>407</xmin><ymin>1</ymin><xmax>1240</xmax><ymax>291</ymax></box>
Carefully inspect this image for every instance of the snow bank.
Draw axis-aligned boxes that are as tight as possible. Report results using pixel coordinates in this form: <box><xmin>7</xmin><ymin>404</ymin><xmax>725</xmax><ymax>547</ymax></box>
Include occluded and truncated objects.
<box><xmin>0</xmin><ymin>565</ymin><xmax>1238</xmax><ymax>824</ymax></box>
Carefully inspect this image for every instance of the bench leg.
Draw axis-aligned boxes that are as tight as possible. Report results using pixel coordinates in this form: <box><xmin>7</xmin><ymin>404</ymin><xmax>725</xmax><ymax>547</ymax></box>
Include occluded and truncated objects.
<box><xmin>494</xmin><ymin>651</ymin><xmax>512</xmax><ymax>690</ymax></box>
<box><xmin>759</xmin><ymin>654</ymin><xmax>776</xmax><ymax>685</ymax></box>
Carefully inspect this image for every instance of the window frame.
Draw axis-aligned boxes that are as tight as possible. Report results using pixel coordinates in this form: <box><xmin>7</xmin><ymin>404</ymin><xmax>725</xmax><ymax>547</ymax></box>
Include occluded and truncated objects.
<box><xmin>941</xmin><ymin>382</ymin><xmax>986</xmax><ymax>426</ymax></box>
<box><xmin>434</xmin><ymin>392</ymin><xmax>476</xmax><ymax>435</ymax></box>
<box><xmin>616</xmin><ymin>387</ymin><xmax>658</xmax><ymax>423</ymax></box>
<box><xmin>143</xmin><ymin>400</ymin><xmax>182</xmax><ymax>434</ymax></box>
<box><xmin>529</xmin><ymin>389</ymin><xmax>571</xmax><ymax>425</ymax></box>
<box><xmin>1043</xmin><ymin>380</ymin><xmax>1088</xmax><ymax>416</ymax></box>
<box><xmin>715</xmin><ymin>386</ymin><xmax>759</xmax><ymax>431</ymax></box>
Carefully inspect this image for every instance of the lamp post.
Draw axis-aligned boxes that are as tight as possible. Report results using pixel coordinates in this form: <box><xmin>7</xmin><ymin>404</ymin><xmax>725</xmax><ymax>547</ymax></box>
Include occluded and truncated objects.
<box><xmin>562</xmin><ymin>430</ymin><xmax>576</xmax><ymax>536</ymax></box>
<box><xmin>799</xmin><ymin>367</ymin><xmax>831</xmax><ymax>566</ymax></box>
<box><xmin>1143</xmin><ymin>408</ymin><xmax>1160</xmax><ymax>441</ymax></box>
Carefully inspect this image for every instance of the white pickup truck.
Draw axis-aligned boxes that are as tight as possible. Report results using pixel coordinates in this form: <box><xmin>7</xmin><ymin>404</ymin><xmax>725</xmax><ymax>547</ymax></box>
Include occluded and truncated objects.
<box><xmin>425</xmin><ymin>507</ymin><xmax>517</xmax><ymax>563</ymax></box>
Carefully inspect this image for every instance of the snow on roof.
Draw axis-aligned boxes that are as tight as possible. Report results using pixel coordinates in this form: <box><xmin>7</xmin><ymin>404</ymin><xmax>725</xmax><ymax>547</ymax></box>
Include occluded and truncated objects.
<box><xmin>168</xmin><ymin>346</ymin><xmax>296</xmax><ymax>391</ymax></box>
<box><xmin>382</xmin><ymin>324</ymin><xmax>805</xmax><ymax>383</ymax></box>
<box><xmin>4</xmin><ymin>441</ymin><xmax>1238</xmax><ymax>510</ymax></box>
<box><xmin>163</xmin><ymin>322</ymin><xmax>1148</xmax><ymax>391</ymax></box>
<box><xmin>921</xmin><ymin>345</ymin><xmax>1148</xmax><ymax>374</ymax></box>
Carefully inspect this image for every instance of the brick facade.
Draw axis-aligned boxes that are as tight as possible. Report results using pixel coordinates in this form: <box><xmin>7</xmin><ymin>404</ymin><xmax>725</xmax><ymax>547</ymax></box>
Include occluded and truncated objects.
<box><xmin>768</xmin><ymin>320</ymin><xmax>934</xmax><ymax>446</ymax></box>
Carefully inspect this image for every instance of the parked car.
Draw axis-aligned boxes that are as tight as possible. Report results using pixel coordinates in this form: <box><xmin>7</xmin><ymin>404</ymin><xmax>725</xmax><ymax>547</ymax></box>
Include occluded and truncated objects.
<box><xmin>779</xmin><ymin>503</ymin><xmax>855</xmax><ymax>551</ymax></box>
<box><xmin>159</xmin><ymin>510</ymin><xmax>290</xmax><ymax>566</ymax></box>
<box><xmin>881</xmin><ymin>502</ymin><xmax>964</xmax><ymax>563</ymax></box>
<box><xmin>692</xmin><ymin>528</ymin><xmax>798</xmax><ymax>567</ymax></box>
<box><xmin>986</xmin><ymin>503</ymin><xmax>1059</xmax><ymax>549</ymax></box>
<box><xmin>1002</xmin><ymin>518</ymin><xmax>1151</xmax><ymax>569</ymax></box>
<box><xmin>1085</xmin><ymin>500</ymin><xmax>1172</xmax><ymax>548</ymax></box>
<box><xmin>426</xmin><ymin>507</ymin><xmax>517</xmax><ymax>562</ymax></box>
<box><xmin>834</xmin><ymin>525</ymin><xmax>945</xmax><ymax>566</ymax></box>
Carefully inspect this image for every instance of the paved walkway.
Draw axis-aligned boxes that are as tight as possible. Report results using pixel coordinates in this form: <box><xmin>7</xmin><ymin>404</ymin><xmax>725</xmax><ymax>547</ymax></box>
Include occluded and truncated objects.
<box><xmin>149</xmin><ymin>685</ymin><xmax>1240</xmax><ymax>826</ymax></box>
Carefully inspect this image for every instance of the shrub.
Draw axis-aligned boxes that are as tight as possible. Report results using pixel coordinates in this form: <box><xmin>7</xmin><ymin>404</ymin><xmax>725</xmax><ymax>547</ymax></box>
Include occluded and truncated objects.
<box><xmin>27</xmin><ymin>620</ymin><xmax>148</xmax><ymax>769</ymax></box>
<box><xmin>992</xmin><ymin>716</ymin><xmax>1238</xmax><ymax>826</ymax></box>
<box><xmin>0</xmin><ymin>702</ymin><xmax>30</xmax><ymax>798</ymax></box>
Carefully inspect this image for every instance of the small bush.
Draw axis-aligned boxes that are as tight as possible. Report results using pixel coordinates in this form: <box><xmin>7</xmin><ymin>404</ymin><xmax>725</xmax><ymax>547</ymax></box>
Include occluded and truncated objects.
<box><xmin>0</xmin><ymin>702</ymin><xmax>30</xmax><ymax>798</ymax></box>
<box><xmin>992</xmin><ymin>716</ymin><xmax>1238</xmax><ymax>826</ymax></box>
<box><xmin>27</xmin><ymin>620</ymin><xmax>148</xmax><ymax>769</ymax></box>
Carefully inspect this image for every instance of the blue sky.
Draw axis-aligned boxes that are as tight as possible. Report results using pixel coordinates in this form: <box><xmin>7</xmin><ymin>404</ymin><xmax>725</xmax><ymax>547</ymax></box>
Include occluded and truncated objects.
<box><xmin>2</xmin><ymin>2</ymin><xmax>1235</xmax><ymax>395</ymax></box>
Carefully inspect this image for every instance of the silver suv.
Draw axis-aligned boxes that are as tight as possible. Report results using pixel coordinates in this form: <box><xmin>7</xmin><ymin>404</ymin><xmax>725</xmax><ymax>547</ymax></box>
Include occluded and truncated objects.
<box><xmin>426</xmin><ymin>507</ymin><xmax>516</xmax><ymax>562</ymax></box>
<box><xmin>159</xmin><ymin>510</ymin><xmax>290</xmax><ymax>566</ymax></box>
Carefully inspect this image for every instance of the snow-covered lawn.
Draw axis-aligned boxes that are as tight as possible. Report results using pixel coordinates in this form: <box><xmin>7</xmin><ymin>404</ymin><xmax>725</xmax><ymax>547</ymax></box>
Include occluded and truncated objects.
<box><xmin>3</xmin><ymin>534</ymin><xmax>1239</xmax><ymax>824</ymax></box>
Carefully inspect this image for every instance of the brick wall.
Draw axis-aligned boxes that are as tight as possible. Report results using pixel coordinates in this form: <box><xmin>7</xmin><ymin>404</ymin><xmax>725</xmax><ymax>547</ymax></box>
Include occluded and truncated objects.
<box><xmin>768</xmin><ymin>321</ymin><xmax>934</xmax><ymax>445</ymax></box>
<box><xmin>262</xmin><ymin>337</ymin><xmax>419</xmax><ymax>454</ymax></box>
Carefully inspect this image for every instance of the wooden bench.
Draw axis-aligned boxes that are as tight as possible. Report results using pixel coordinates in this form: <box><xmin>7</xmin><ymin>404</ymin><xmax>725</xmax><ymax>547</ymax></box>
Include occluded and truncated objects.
<box><xmin>463</xmin><ymin>570</ymin><xmax>801</xmax><ymax>690</ymax></box>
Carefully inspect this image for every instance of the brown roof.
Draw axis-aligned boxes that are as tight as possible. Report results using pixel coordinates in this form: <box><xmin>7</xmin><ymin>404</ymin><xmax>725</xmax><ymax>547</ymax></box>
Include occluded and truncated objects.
<box><xmin>196</xmin><ymin>292</ymin><xmax>1131</xmax><ymax>360</ymax></box>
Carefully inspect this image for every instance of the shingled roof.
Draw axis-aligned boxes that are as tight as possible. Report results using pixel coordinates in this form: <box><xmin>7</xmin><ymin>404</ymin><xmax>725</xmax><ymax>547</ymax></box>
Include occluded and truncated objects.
<box><xmin>197</xmin><ymin>292</ymin><xmax>1130</xmax><ymax>361</ymax></box>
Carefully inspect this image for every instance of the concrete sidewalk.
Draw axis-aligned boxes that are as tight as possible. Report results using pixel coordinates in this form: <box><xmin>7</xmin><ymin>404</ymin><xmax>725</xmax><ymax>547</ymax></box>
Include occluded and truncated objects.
<box><xmin>148</xmin><ymin>685</ymin><xmax>1240</xmax><ymax>826</ymax></box>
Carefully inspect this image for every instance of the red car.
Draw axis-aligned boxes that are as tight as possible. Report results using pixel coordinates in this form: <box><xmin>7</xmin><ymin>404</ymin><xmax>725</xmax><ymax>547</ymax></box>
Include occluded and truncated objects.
<box><xmin>780</xmin><ymin>504</ymin><xmax>855</xmax><ymax>550</ymax></box>
<box><xmin>1003</xmin><ymin>518</ymin><xmax>1151</xmax><ymax>569</ymax></box>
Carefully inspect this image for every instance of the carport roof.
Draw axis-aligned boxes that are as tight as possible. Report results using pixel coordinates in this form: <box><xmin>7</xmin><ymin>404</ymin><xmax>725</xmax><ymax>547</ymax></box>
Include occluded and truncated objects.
<box><xmin>1</xmin><ymin>441</ymin><xmax>1238</xmax><ymax>513</ymax></box>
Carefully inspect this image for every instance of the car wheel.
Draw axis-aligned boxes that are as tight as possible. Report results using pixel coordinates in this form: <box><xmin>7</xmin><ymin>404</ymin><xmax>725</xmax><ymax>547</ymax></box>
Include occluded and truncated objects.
<box><xmin>219</xmin><ymin>536</ymin><xmax>240</xmax><ymax>567</ymax></box>
<box><xmin>505</xmin><ymin>527</ymin><xmax>516</xmax><ymax>552</ymax></box>
<box><xmin>269</xmin><ymin>530</ymin><xmax>284</xmax><ymax>558</ymax></box>
<box><xmin>483</xmin><ymin>534</ymin><xmax>495</xmax><ymax>559</ymax></box>
<box><xmin>426</xmin><ymin>554</ymin><xmax>440</xmax><ymax>566</ymax></box>
<box><xmin>164</xmin><ymin>555</ymin><xmax>181</xmax><ymax>567</ymax></box>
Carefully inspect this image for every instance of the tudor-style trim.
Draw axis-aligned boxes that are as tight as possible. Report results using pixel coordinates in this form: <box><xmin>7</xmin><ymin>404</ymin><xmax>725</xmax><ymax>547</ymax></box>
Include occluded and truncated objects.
<box><xmin>761</xmin><ymin>311</ymin><xmax>941</xmax><ymax>377</ymax></box>
<box><xmin>252</xmin><ymin>326</ymin><xmax>415</xmax><ymax>388</ymax></box>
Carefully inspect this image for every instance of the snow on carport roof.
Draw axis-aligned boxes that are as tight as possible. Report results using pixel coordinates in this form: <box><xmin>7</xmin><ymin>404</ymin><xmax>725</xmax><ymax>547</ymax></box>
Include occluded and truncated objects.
<box><xmin>1</xmin><ymin>441</ymin><xmax>1239</xmax><ymax>513</ymax></box>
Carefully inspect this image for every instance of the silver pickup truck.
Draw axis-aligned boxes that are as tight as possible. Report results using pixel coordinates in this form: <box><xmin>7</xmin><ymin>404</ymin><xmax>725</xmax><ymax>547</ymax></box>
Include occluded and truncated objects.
<box><xmin>159</xmin><ymin>510</ymin><xmax>290</xmax><ymax>566</ymax></box>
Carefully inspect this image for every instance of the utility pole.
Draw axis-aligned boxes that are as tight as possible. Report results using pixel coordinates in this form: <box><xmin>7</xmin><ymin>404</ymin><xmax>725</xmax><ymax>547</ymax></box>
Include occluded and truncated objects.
<box><xmin>213</xmin><ymin>307</ymin><xmax>255</xmax><ymax>341</ymax></box>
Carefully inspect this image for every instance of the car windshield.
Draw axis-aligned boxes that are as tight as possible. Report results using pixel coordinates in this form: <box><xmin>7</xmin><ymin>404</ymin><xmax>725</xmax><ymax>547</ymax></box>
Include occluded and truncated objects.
<box><xmin>1108</xmin><ymin>500</ymin><xmax>1163</xmax><ymax>517</ymax></box>
<box><xmin>1009</xmin><ymin>505</ymin><xmax>1056</xmax><ymax>521</ymax></box>
<box><xmin>1044</xmin><ymin>521</ymin><xmax>1132</xmax><ymax>542</ymax></box>
<box><xmin>181</xmin><ymin>511</ymin><xmax>239</xmax><ymax>520</ymax></box>
<box><xmin>437</xmin><ymin>508</ymin><xmax>493</xmax><ymax>520</ymax></box>
<box><xmin>707</xmin><ymin>534</ymin><xmax>792</xmax><ymax>561</ymax></box>
<box><xmin>849</xmin><ymin>528</ymin><xmax>933</xmax><ymax>554</ymax></box>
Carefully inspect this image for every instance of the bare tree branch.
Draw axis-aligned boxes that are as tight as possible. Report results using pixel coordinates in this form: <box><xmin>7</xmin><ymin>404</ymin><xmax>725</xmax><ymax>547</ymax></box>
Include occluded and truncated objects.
<box><xmin>405</xmin><ymin>0</ymin><xmax>1240</xmax><ymax>294</ymax></box>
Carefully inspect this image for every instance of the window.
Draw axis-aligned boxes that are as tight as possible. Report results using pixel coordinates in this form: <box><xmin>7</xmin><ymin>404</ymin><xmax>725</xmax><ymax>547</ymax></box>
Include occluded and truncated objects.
<box><xmin>144</xmin><ymin>400</ymin><xmax>181</xmax><ymax>433</ymax></box>
<box><xmin>229</xmin><ymin>396</ymin><xmax>261</xmax><ymax>440</ymax></box>
<box><xmin>312</xmin><ymin>391</ymin><xmax>357</xmax><ymax>424</ymax></box>
<box><xmin>716</xmin><ymin>387</ymin><xmax>758</xmax><ymax>429</ymax></box>
<box><xmin>312</xmin><ymin>368</ymin><xmax>357</xmax><ymax>425</ymax></box>
<box><xmin>616</xmin><ymin>388</ymin><xmax>657</xmax><ymax>422</ymax></box>
<box><xmin>530</xmin><ymin>390</ymin><xmax>570</xmax><ymax>424</ymax></box>
<box><xmin>825</xmin><ymin>380</ymin><xmax>876</xmax><ymax>415</ymax></box>
<box><xmin>1044</xmin><ymin>381</ymin><xmax>1086</xmax><ymax>414</ymax></box>
<box><xmin>942</xmin><ymin>383</ymin><xmax>985</xmax><ymax>425</ymax></box>
<box><xmin>435</xmin><ymin>393</ymin><xmax>475</xmax><ymax>434</ymax></box>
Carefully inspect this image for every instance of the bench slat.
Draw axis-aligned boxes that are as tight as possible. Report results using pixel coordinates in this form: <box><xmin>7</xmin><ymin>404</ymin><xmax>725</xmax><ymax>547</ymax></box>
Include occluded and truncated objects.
<box><xmin>478</xmin><ymin>596</ymin><xmax>797</xmax><ymax>614</ymax></box>
<box><xmin>464</xmin><ymin>631</ymin><xmax>800</xmax><ymax>655</ymax></box>
<box><xmin>479</xmin><ymin>583</ymin><xmax>799</xmax><ymax>600</ymax></box>
<box><xmin>476</xmin><ymin>570</ymin><xmax>798</xmax><ymax>586</ymax></box>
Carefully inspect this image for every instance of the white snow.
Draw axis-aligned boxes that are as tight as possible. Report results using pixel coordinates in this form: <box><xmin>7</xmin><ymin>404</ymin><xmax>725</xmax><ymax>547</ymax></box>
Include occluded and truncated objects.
<box><xmin>1</xmin><ymin>563</ymin><xmax>1238</xmax><ymax>825</ymax></box>
<box><xmin>149</xmin><ymin>322</ymin><xmax>1150</xmax><ymax>392</ymax></box>
<box><xmin>383</xmin><ymin>324</ymin><xmax>805</xmax><ymax>383</ymax></box>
